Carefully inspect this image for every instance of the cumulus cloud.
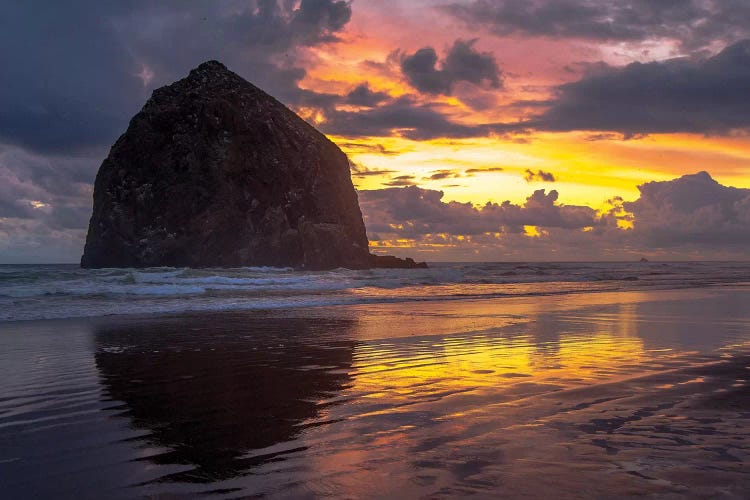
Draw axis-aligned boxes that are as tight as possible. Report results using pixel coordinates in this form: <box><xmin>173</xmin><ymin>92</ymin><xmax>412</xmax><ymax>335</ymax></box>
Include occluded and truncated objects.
<box><xmin>400</xmin><ymin>39</ymin><xmax>502</xmax><ymax>95</ymax></box>
<box><xmin>444</xmin><ymin>0</ymin><xmax>750</xmax><ymax>51</ymax></box>
<box><xmin>625</xmin><ymin>171</ymin><xmax>750</xmax><ymax>248</ymax></box>
<box><xmin>359</xmin><ymin>185</ymin><xmax>599</xmax><ymax>238</ymax></box>
<box><xmin>530</xmin><ymin>39</ymin><xmax>750</xmax><ymax>135</ymax></box>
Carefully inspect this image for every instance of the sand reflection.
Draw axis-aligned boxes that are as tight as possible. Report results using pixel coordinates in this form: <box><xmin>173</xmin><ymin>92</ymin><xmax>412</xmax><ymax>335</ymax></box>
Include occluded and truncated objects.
<box><xmin>94</xmin><ymin>314</ymin><xmax>356</xmax><ymax>484</ymax></box>
<box><xmin>342</xmin><ymin>292</ymin><xmax>650</xmax><ymax>399</ymax></box>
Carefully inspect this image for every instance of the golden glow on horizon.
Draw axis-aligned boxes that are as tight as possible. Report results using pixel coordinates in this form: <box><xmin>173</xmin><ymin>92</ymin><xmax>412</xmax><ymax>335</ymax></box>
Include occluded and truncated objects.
<box><xmin>335</xmin><ymin>131</ymin><xmax>750</xmax><ymax>210</ymax></box>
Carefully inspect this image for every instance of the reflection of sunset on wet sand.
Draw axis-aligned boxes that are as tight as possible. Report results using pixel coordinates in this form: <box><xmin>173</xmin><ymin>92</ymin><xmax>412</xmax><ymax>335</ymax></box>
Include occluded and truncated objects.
<box><xmin>3</xmin><ymin>287</ymin><xmax>748</xmax><ymax>497</ymax></box>
<box><xmin>344</xmin><ymin>293</ymin><xmax>650</xmax><ymax>393</ymax></box>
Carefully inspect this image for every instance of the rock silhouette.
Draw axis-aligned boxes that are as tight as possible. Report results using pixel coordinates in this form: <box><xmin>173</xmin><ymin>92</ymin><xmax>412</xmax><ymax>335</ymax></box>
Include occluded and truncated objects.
<box><xmin>81</xmin><ymin>61</ymin><xmax>425</xmax><ymax>269</ymax></box>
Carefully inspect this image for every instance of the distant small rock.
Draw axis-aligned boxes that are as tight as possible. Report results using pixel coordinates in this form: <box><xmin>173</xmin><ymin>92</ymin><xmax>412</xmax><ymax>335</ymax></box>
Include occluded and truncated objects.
<box><xmin>370</xmin><ymin>255</ymin><xmax>428</xmax><ymax>269</ymax></box>
<box><xmin>640</xmin><ymin>257</ymin><xmax>649</xmax><ymax>262</ymax></box>
<box><xmin>81</xmin><ymin>61</ymin><xmax>425</xmax><ymax>270</ymax></box>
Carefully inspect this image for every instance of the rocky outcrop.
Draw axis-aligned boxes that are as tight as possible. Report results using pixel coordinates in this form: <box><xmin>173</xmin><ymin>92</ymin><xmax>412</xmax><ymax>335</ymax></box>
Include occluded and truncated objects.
<box><xmin>371</xmin><ymin>255</ymin><xmax>428</xmax><ymax>269</ymax></box>
<box><xmin>81</xmin><ymin>61</ymin><xmax>425</xmax><ymax>270</ymax></box>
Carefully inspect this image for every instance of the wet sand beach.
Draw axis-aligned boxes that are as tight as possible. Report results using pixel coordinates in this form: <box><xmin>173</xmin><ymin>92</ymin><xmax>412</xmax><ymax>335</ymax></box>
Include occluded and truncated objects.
<box><xmin>1</xmin><ymin>286</ymin><xmax>750</xmax><ymax>498</ymax></box>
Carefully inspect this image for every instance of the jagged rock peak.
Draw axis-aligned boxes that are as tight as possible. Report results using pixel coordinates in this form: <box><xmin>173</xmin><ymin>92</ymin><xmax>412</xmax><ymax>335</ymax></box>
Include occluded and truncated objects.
<box><xmin>193</xmin><ymin>59</ymin><xmax>227</xmax><ymax>71</ymax></box>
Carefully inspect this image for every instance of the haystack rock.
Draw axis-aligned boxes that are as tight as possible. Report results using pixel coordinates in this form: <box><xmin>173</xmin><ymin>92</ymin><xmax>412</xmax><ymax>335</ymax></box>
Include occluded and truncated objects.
<box><xmin>81</xmin><ymin>61</ymin><xmax>426</xmax><ymax>270</ymax></box>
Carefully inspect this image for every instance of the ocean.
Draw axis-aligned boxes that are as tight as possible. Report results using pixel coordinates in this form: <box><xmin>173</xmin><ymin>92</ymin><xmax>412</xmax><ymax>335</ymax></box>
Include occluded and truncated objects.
<box><xmin>1</xmin><ymin>261</ymin><xmax>749</xmax><ymax>321</ymax></box>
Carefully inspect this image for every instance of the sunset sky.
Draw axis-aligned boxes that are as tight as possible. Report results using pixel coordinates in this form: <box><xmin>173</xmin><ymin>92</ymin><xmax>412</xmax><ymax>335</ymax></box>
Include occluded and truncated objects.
<box><xmin>2</xmin><ymin>0</ymin><xmax>750</xmax><ymax>262</ymax></box>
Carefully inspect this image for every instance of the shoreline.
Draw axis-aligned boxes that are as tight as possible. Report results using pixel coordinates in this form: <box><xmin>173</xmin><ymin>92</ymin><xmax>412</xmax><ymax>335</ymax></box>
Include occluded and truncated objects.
<box><xmin>2</xmin><ymin>280</ymin><xmax>749</xmax><ymax>325</ymax></box>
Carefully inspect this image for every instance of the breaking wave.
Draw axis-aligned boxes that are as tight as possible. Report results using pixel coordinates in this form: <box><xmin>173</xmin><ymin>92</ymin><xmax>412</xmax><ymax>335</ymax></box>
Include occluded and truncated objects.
<box><xmin>1</xmin><ymin>261</ymin><xmax>749</xmax><ymax>321</ymax></box>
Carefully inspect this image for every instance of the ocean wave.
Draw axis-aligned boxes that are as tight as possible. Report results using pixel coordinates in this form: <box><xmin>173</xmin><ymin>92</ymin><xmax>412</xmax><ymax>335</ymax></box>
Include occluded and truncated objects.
<box><xmin>1</xmin><ymin>262</ymin><xmax>750</xmax><ymax>321</ymax></box>
<box><xmin>0</xmin><ymin>283</ymin><xmax>620</xmax><ymax>322</ymax></box>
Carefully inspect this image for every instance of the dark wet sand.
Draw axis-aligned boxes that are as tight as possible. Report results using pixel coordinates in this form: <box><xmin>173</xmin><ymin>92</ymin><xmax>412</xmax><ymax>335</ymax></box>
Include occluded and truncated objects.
<box><xmin>1</xmin><ymin>287</ymin><xmax>749</xmax><ymax>498</ymax></box>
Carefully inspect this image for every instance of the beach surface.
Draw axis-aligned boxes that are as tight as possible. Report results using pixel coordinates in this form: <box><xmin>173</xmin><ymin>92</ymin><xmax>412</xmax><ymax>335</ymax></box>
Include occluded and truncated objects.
<box><xmin>1</xmin><ymin>286</ymin><xmax>750</xmax><ymax>498</ymax></box>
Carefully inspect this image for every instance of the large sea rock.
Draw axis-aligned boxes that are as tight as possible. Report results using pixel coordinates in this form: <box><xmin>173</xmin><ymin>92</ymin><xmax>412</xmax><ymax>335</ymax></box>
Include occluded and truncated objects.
<box><xmin>81</xmin><ymin>61</ymin><xmax>425</xmax><ymax>270</ymax></box>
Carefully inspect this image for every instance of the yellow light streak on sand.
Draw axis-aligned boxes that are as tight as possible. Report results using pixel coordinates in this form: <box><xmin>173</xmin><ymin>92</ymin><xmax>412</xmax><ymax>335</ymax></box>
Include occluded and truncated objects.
<box><xmin>343</xmin><ymin>294</ymin><xmax>646</xmax><ymax>398</ymax></box>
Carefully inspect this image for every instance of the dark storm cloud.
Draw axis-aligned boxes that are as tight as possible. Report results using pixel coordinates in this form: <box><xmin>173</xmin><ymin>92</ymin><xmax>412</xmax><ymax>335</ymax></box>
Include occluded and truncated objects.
<box><xmin>400</xmin><ymin>40</ymin><xmax>502</xmax><ymax>95</ymax></box>
<box><xmin>0</xmin><ymin>3</ymin><xmax>143</xmax><ymax>154</ymax></box>
<box><xmin>444</xmin><ymin>0</ymin><xmax>750</xmax><ymax>51</ymax></box>
<box><xmin>524</xmin><ymin>169</ymin><xmax>556</xmax><ymax>182</ymax></box>
<box><xmin>321</xmin><ymin>96</ymin><xmax>516</xmax><ymax>140</ymax></box>
<box><xmin>288</xmin><ymin>0</ymin><xmax>353</xmax><ymax>42</ymax></box>
<box><xmin>0</xmin><ymin>0</ymin><xmax>352</xmax><ymax>154</ymax></box>
<box><xmin>346</xmin><ymin>84</ymin><xmax>390</xmax><ymax>107</ymax></box>
<box><xmin>531</xmin><ymin>39</ymin><xmax>750</xmax><ymax>135</ymax></box>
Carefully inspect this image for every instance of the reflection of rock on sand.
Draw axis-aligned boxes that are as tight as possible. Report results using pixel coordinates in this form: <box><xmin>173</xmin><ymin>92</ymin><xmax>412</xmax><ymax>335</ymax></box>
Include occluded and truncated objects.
<box><xmin>95</xmin><ymin>314</ymin><xmax>355</xmax><ymax>483</ymax></box>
